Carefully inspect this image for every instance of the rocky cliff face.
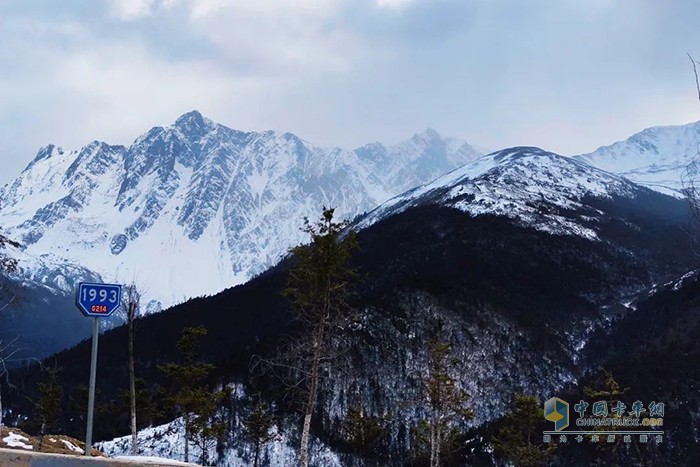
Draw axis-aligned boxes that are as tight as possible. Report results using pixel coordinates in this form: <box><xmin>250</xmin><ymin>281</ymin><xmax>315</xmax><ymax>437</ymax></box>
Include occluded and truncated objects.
<box><xmin>0</xmin><ymin>112</ymin><xmax>483</xmax><ymax>311</ymax></box>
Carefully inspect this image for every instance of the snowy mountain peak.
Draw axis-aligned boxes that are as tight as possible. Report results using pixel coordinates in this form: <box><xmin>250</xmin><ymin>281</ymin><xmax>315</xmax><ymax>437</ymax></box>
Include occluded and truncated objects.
<box><xmin>173</xmin><ymin>110</ymin><xmax>213</xmax><ymax>139</ymax></box>
<box><xmin>352</xmin><ymin>130</ymin><xmax>484</xmax><ymax>196</ymax></box>
<box><xmin>356</xmin><ymin>146</ymin><xmax>642</xmax><ymax>240</ymax></box>
<box><xmin>411</xmin><ymin>127</ymin><xmax>442</xmax><ymax>142</ymax></box>
<box><xmin>0</xmin><ymin>117</ymin><xmax>485</xmax><ymax>310</ymax></box>
<box><xmin>28</xmin><ymin>144</ymin><xmax>67</xmax><ymax>166</ymax></box>
<box><xmin>492</xmin><ymin>145</ymin><xmax>548</xmax><ymax>161</ymax></box>
<box><xmin>575</xmin><ymin>120</ymin><xmax>700</xmax><ymax>195</ymax></box>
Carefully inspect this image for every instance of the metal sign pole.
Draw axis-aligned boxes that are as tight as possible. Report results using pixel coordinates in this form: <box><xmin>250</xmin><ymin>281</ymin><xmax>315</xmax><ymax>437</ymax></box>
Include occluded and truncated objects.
<box><xmin>76</xmin><ymin>282</ymin><xmax>122</xmax><ymax>456</ymax></box>
<box><xmin>85</xmin><ymin>317</ymin><xmax>99</xmax><ymax>456</ymax></box>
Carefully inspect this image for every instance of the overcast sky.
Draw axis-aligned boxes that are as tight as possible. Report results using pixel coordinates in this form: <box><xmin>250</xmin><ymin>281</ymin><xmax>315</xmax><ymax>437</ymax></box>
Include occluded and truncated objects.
<box><xmin>1</xmin><ymin>0</ymin><xmax>700</xmax><ymax>184</ymax></box>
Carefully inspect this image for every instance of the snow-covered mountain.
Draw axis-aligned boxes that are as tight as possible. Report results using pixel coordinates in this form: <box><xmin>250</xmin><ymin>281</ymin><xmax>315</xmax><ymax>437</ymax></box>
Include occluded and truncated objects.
<box><xmin>19</xmin><ymin>144</ymin><xmax>696</xmax><ymax>466</ymax></box>
<box><xmin>356</xmin><ymin>146</ymin><xmax>646</xmax><ymax>240</ymax></box>
<box><xmin>574</xmin><ymin>120</ymin><xmax>700</xmax><ymax>196</ymax></box>
<box><xmin>0</xmin><ymin>111</ymin><xmax>483</xmax><ymax>310</ymax></box>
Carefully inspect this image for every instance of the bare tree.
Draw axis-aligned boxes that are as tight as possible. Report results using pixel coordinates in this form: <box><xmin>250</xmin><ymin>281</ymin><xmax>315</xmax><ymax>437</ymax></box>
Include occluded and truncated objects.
<box><xmin>0</xmin><ymin>212</ymin><xmax>20</xmax><ymax>428</ymax></box>
<box><xmin>688</xmin><ymin>52</ymin><xmax>700</xmax><ymax>103</ymax></box>
<box><xmin>123</xmin><ymin>283</ymin><xmax>142</xmax><ymax>455</ymax></box>
<box><xmin>682</xmin><ymin>53</ymin><xmax>700</xmax><ymax>250</ymax></box>
<box><xmin>0</xmin><ymin>338</ymin><xmax>19</xmax><ymax>427</ymax></box>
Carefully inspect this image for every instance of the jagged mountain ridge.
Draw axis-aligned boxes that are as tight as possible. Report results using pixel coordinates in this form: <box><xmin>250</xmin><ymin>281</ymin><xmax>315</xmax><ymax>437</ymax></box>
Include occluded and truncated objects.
<box><xmin>6</xmin><ymin>146</ymin><xmax>696</xmax><ymax>465</ymax></box>
<box><xmin>574</xmin><ymin>120</ymin><xmax>700</xmax><ymax>196</ymax></box>
<box><xmin>356</xmin><ymin>146</ymin><xmax>653</xmax><ymax>240</ymax></box>
<box><xmin>0</xmin><ymin>111</ymin><xmax>483</xmax><ymax>310</ymax></box>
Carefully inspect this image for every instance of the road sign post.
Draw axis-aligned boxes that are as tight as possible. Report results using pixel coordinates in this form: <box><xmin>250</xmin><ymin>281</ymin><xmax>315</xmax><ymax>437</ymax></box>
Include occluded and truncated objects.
<box><xmin>86</xmin><ymin>317</ymin><xmax>99</xmax><ymax>456</ymax></box>
<box><xmin>76</xmin><ymin>282</ymin><xmax>122</xmax><ymax>457</ymax></box>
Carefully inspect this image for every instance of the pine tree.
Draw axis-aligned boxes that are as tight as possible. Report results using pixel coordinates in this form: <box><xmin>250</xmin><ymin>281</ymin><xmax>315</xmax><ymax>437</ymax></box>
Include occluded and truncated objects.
<box><xmin>343</xmin><ymin>405</ymin><xmax>389</xmax><ymax>456</ymax></box>
<box><xmin>493</xmin><ymin>394</ymin><xmax>554</xmax><ymax>467</ymax></box>
<box><xmin>582</xmin><ymin>368</ymin><xmax>630</xmax><ymax>462</ymax></box>
<box><xmin>583</xmin><ymin>368</ymin><xmax>629</xmax><ymax>404</ymax></box>
<box><xmin>281</xmin><ymin>207</ymin><xmax>358</xmax><ymax>467</ymax></box>
<box><xmin>32</xmin><ymin>366</ymin><xmax>63</xmax><ymax>447</ymax></box>
<box><xmin>245</xmin><ymin>399</ymin><xmax>276</xmax><ymax>467</ymax></box>
<box><xmin>132</xmin><ymin>377</ymin><xmax>161</xmax><ymax>429</ymax></box>
<box><xmin>112</xmin><ymin>378</ymin><xmax>161</xmax><ymax>441</ymax></box>
<box><xmin>160</xmin><ymin>325</ymin><xmax>220</xmax><ymax>464</ymax></box>
<box><xmin>190</xmin><ymin>389</ymin><xmax>227</xmax><ymax>466</ymax></box>
<box><xmin>582</xmin><ymin>368</ymin><xmax>629</xmax><ymax>442</ymax></box>
<box><xmin>548</xmin><ymin>368</ymin><xmax>670</xmax><ymax>466</ymax></box>
<box><xmin>66</xmin><ymin>385</ymin><xmax>89</xmax><ymax>438</ymax></box>
<box><xmin>412</xmin><ymin>320</ymin><xmax>474</xmax><ymax>467</ymax></box>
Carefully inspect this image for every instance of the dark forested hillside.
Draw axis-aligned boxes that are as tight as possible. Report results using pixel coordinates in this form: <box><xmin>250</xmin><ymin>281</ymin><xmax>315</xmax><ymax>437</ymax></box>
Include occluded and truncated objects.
<box><xmin>524</xmin><ymin>271</ymin><xmax>700</xmax><ymax>467</ymax></box>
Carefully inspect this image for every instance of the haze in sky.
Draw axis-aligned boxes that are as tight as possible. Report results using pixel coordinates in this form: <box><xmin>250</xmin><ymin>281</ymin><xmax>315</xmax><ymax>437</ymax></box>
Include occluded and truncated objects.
<box><xmin>1</xmin><ymin>0</ymin><xmax>700</xmax><ymax>184</ymax></box>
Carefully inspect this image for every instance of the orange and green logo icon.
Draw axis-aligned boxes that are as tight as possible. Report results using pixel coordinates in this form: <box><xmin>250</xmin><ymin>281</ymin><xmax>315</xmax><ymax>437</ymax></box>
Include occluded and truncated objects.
<box><xmin>544</xmin><ymin>397</ymin><xmax>569</xmax><ymax>431</ymax></box>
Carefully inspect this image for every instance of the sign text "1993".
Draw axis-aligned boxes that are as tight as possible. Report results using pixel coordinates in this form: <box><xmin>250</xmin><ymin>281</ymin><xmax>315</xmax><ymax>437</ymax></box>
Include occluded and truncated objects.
<box><xmin>81</xmin><ymin>288</ymin><xmax>119</xmax><ymax>304</ymax></box>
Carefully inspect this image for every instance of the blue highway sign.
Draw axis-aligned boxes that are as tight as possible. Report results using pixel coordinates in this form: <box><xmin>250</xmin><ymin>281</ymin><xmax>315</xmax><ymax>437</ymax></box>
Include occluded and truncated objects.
<box><xmin>77</xmin><ymin>282</ymin><xmax>122</xmax><ymax>317</ymax></box>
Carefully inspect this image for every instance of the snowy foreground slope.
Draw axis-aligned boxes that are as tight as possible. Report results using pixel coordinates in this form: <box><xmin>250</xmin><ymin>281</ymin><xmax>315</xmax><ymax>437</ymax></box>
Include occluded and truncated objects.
<box><xmin>0</xmin><ymin>111</ymin><xmax>482</xmax><ymax>310</ymax></box>
<box><xmin>98</xmin><ymin>416</ymin><xmax>341</xmax><ymax>467</ymax></box>
<box><xmin>575</xmin><ymin>120</ymin><xmax>700</xmax><ymax>196</ymax></box>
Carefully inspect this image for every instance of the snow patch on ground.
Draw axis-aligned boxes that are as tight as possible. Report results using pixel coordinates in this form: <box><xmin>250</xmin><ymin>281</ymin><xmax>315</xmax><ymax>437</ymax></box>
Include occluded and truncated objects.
<box><xmin>99</xmin><ymin>417</ymin><xmax>343</xmax><ymax>467</ymax></box>
<box><xmin>61</xmin><ymin>438</ymin><xmax>84</xmax><ymax>453</ymax></box>
<box><xmin>114</xmin><ymin>456</ymin><xmax>193</xmax><ymax>465</ymax></box>
<box><xmin>2</xmin><ymin>432</ymin><xmax>33</xmax><ymax>450</ymax></box>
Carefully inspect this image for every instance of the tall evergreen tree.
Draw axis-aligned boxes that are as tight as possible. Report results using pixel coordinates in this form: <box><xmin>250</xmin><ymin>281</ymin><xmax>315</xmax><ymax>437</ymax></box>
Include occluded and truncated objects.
<box><xmin>190</xmin><ymin>389</ymin><xmax>227</xmax><ymax>466</ymax></box>
<box><xmin>412</xmin><ymin>320</ymin><xmax>474</xmax><ymax>467</ymax></box>
<box><xmin>343</xmin><ymin>405</ymin><xmax>389</xmax><ymax>457</ymax></box>
<box><xmin>111</xmin><ymin>378</ymin><xmax>161</xmax><ymax>443</ymax></box>
<box><xmin>581</xmin><ymin>368</ymin><xmax>633</xmax><ymax>463</ymax></box>
<box><xmin>160</xmin><ymin>325</ymin><xmax>220</xmax><ymax>464</ymax></box>
<box><xmin>66</xmin><ymin>385</ymin><xmax>89</xmax><ymax>438</ymax></box>
<box><xmin>281</xmin><ymin>207</ymin><xmax>357</xmax><ymax>467</ymax></box>
<box><xmin>31</xmin><ymin>366</ymin><xmax>63</xmax><ymax>447</ymax></box>
<box><xmin>245</xmin><ymin>398</ymin><xmax>276</xmax><ymax>467</ymax></box>
<box><xmin>583</xmin><ymin>368</ymin><xmax>629</xmax><ymax>404</ymax></box>
<box><xmin>493</xmin><ymin>394</ymin><xmax>554</xmax><ymax>467</ymax></box>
